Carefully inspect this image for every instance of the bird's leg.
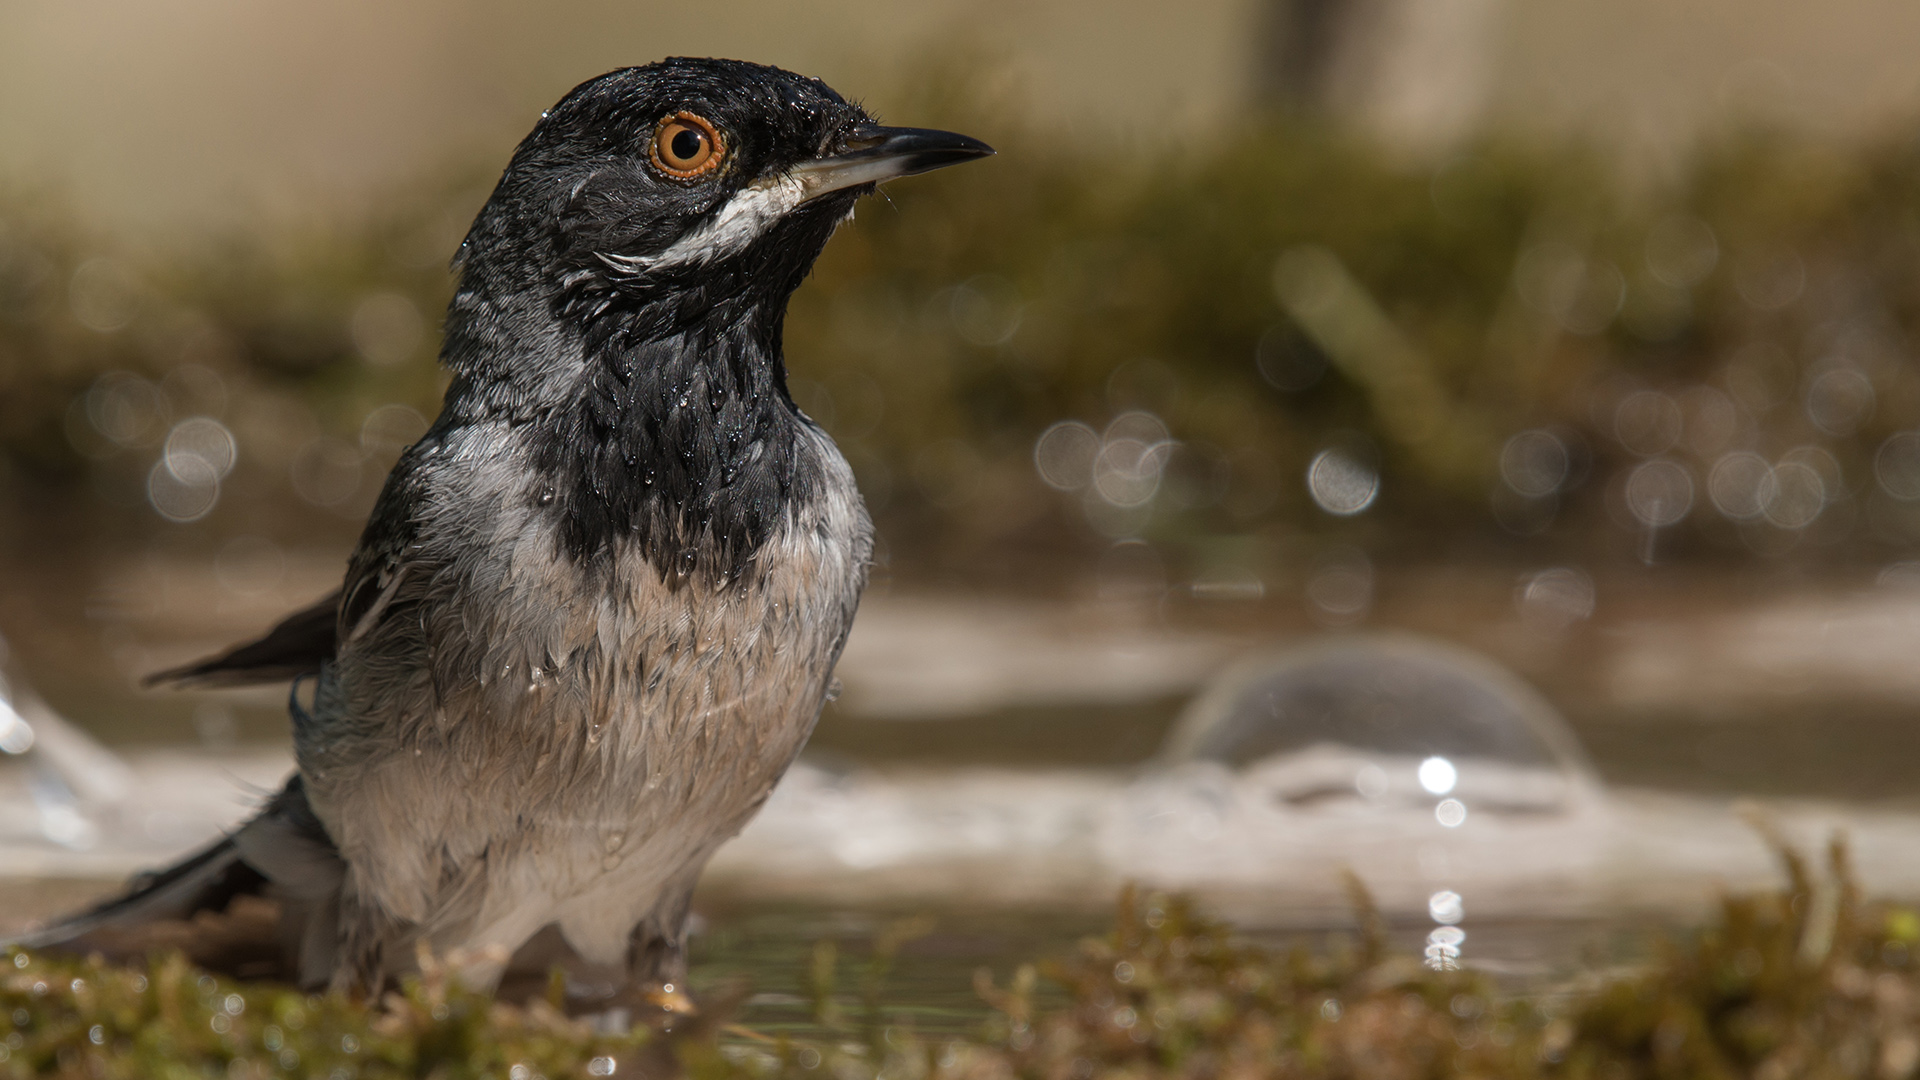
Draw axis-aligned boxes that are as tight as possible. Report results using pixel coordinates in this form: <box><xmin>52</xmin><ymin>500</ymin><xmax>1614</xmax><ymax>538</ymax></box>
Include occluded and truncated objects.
<box><xmin>329</xmin><ymin>886</ymin><xmax>414</xmax><ymax>997</ymax></box>
<box><xmin>623</xmin><ymin>883</ymin><xmax>699</xmax><ymax>1021</ymax></box>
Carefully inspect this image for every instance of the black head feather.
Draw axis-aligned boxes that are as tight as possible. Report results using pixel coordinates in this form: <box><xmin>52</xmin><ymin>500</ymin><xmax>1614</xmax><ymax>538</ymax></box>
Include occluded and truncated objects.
<box><xmin>429</xmin><ymin>59</ymin><xmax>902</xmax><ymax>581</ymax></box>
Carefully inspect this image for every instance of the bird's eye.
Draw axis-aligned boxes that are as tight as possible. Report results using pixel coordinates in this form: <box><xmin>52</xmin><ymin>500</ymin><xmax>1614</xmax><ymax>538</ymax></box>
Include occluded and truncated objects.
<box><xmin>650</xmin><ymin>113</ymin><xmax>725</xmax><ymax>179</ymax></box>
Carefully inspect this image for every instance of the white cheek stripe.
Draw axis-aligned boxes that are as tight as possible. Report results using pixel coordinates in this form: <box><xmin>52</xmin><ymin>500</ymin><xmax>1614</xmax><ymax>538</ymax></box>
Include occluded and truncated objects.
<box><xmin>599</xmin><ymin>173</ymin><xmax>813</xmax><ymax>275</ymax></box>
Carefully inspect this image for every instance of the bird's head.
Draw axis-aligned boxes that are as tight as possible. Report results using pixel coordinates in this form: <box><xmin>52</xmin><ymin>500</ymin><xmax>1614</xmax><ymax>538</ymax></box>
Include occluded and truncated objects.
<box><xmin>455</xmin><ymin>57</ymin><xmax>992</xmax><ymax>340</ymax></box>
<box><xmin>436</xmin><ymin>59</ymin><xmax>989</xmax><ymax>572</ymax></box>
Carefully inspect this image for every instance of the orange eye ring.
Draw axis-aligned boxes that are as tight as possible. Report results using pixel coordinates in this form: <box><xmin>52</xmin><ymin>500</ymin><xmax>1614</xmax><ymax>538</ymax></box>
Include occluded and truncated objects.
<box><xmin>650</xmin><ymin>112</ymin><xmax>726</xmax><ymax>179</ymax></box>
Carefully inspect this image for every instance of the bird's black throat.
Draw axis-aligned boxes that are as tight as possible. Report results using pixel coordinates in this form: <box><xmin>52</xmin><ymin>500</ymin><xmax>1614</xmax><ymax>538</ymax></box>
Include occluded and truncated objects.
<box><xmin>502</xmin><ymin>199</ymin><xmax>850</xmax><ymax>583</ymax></box>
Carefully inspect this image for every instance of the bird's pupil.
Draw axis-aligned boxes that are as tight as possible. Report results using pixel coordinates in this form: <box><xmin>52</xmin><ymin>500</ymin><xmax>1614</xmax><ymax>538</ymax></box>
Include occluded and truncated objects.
<box><xmin>671</xmin><ymin>129</ymin><xmax>704</xmax><ymax>162</ymax></box>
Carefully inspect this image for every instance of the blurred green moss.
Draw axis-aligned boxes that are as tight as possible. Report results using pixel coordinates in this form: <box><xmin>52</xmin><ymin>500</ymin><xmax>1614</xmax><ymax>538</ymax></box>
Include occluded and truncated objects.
<box><xmin>8</xmin><ymin>837</ymin><xmax>1920</xmax><ymax>1078</ymax></box>
<box><xmin>8</xmin><ymin>101</ymin><xmax>1920</xmax><ymax>579</ymax></box>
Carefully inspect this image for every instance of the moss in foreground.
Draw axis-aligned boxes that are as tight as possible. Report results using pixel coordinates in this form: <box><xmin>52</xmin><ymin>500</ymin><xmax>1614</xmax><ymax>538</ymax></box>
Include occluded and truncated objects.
<box><xmin>8</xmin><ymin>839</ymin><xmax>1920</xmax><ymax>1078</ymax></box>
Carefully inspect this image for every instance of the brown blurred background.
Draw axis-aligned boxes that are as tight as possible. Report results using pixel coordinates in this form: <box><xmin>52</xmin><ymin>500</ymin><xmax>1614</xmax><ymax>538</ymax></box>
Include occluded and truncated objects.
<box><xmin>9</xmin><ymin>0</ymin><xmax>1920</xmax><ymax>948</ymax></box>
<box><xmin>8</xmin><ymin>0</ymin><xmax>1920</xmax><ymax>234</ymax></box>
<box><xmin>11</xmin><ymin>0</ymin><xmax>1920</xmax><ymax>1030</ymax></box>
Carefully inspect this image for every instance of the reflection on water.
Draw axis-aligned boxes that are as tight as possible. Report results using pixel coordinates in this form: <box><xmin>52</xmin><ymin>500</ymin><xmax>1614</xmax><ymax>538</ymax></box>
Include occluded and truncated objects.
<box><xmin>1162</xmin><ymin>635</ymin><xmax>1596</xmax><ymax>777</ymax></box>
<box><xmin>18</xmin><ymin>607</ymin><xmax>1920</xmax><ymax>1029</ymax></box>
<box><xmin>687</xmin><ymin>902</ymin><xmax>1101</xmax><ymax>1039</ymax></box>
<box><xmin>683</xmin><ymin>899</ymin><xmax>1652</xmax><ymax>1041</ymax></box>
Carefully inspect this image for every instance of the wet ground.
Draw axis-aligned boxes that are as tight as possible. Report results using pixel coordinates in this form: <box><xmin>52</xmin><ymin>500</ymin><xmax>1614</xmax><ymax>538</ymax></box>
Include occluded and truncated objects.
<box><xmin>6</xmin><ymin>548</ymin><xmax>1920</xmax><ymax>1026</ymax></box>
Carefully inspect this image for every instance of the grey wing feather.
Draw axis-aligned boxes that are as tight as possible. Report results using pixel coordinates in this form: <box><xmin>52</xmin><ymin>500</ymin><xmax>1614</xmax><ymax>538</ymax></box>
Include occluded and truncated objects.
<box><xmin>142</xmin><ymin>590</ymin><xmax>342</xmax><ymax>689</ymax></box>
<box><xmin>9</xmin><ymin>777</ymin><xmax>345</xmax><ymax>985</ymax></box>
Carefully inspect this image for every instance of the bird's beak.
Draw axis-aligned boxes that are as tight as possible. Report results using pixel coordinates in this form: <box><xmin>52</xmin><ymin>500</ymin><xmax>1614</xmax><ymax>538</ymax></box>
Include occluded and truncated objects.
<box><xmin>790</xmin><ymin>125</ymin><xmax>994</xmax><ymax>203</ymax></box>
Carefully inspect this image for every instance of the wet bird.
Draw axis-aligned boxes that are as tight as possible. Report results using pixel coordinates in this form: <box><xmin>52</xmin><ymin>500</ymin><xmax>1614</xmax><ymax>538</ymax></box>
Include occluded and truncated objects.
<box><xmin>22</xmin><ymin>58</ymin><xmax>990</xmax><ymax>1008</ymax></box>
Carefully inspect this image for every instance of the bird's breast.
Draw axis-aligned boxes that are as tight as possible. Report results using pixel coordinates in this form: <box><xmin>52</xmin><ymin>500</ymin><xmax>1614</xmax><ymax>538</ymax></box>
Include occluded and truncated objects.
<box><xmin>310</xmin><ymin>421</ymin><xmax>871</xmax><ymax>916</ymax></box>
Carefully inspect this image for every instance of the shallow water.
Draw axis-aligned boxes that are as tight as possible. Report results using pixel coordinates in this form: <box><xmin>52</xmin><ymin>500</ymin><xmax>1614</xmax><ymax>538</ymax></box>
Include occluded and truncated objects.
<box><xmin>687</xmin><ymin>901</ymin><xmax>1103</xmax><ymax>1038</ymax></box>
<box><xmin>682</xmin><ymin>898</ymin><xmax>1654</xmax><ymax>1040</ymax></box>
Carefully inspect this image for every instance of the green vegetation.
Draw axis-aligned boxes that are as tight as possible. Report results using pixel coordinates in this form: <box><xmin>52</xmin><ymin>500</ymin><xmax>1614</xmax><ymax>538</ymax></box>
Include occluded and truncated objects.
<box><xmin>7</xmin><ymin>839</ymin><xmax>1920</xmax><ymax>1078</ymax></box>
<box><xmin>7</xmin><ymin>97</ymin><xmax>1920</xmax><ymax>580</ymax></box>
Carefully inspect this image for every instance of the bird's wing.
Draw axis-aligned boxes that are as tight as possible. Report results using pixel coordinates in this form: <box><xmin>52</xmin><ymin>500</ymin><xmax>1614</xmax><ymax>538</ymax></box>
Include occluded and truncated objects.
<box><xmin>142</xmin><ymin>590</ymin><xmax>342</xmax><ymax>689</ymax></box>
<box><xmin>8</xmin><ymin>775</ymin><xmax>345</xmax><ymax>986</ymax></box>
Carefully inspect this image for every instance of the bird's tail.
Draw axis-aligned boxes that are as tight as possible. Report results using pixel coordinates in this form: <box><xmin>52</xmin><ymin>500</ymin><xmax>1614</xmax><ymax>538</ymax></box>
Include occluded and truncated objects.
<box><xmin>13</xmin><ymin>830</ymin><xmax>262</xmax><ymax>949</ymax></box>
<box><xmin>9</xmin><ymin>776</ymin><xmax>345</xmax><ymax>986</ymax></box>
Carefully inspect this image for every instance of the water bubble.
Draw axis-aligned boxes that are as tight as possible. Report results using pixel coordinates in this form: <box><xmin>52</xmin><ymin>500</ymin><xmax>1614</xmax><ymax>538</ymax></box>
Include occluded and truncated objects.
<box><xmin>1104</xmin><ymin>411</ymin><xmax>1169</xmax><ymax>447</ymax></box>
<box><xmin>1254</xmin><ymin>323</ymin><xmax>1328</xmax><ymax>391</ymax></box>
<box><xmin>350</xmin><ymin>292</ymin><xmax>425</xmax><ymax>367</ymax></box>
<box><xmin>1878</xmin><ymin>562</ymin><xmax>1920</xmax><ymax>590</ymax></box>
<box><xmin>1877</xmin><ymin>433</ymin><xmax>1920</xmax><ymax>500</ymax></box>
<box><xmin>1735</xmin><ymin>249</ymin><xmax>1806</xmax><ymax>310</ymax></box>
<box><xmin>1516</xmin><ymin>567</ymin><xmax>1595</xmax><ymax>629</ymax></box>
<box><xmin>1417</xmin><ymin>756</ymin><xmax>1457</xmax><ymax>795</ymax></box>
<box><xmin>788</xmin><ymin>377</ymin><xmax>836</xmax><ymax>428</ymax></box>
<box><xmin>1708</xmin><ymin>453</ymin><xmax>1773</xmax><ymax>521</ymax></box>
<box><xmin>1188</xmin><ymin>567</ymin><xmax>1264</xmax><ymax>601</ymax></box>
<box><xmin>1158</xmin><ymin>442</ymin><xmax>1232</xmax><ymax>511</ymax></box>
<box><xmin>1805</xmin><ymin>369</ymin><xmax>1875</xmax><ymax>436</ymax></box>
<box><xmin>1499</xmin><ymin>429</ymin><xmax>1568</xmax><ymax>497</ymax></box>
<box><xmin>947</xmin><ymin>275</ymin><xmax>1023</xmax><ymax>346</ymax></box>
<box><xmin>1034</xmin><ymin>421</ymin><xmax>1100</xmax><ymax>491</ymax></box>
<box><xmin>1305</xmin><ymin>547</ymin><xmax>1372</xmax><ymax>625</ymax></box>
<box><xmin>1614</xmin><ymin>391</ymin><xmax>1683</xmax><ymax>456</ymax></box>
<box><xmin>1428</xmin><ymin>890</ymin><xmax>1465</xmax><ymax>925</ymax></box>
<box><xmin>1625</xmin><ymin>459</ymin><xmax>1694</xmax><ymax>527</ymax></box>
<box><xmin>161</xmin><ymin>363</ymin><xmax>229</xmax><ymax>417</ymax></box>
<box><xmin>1306</xmin><ymin>449</ymin><xmax>1378</xmax><ymax>515</ymax></box>
<box><xmin>1680</xmin><ymin>386</ymin><xmax>1739</xmax><ymax>457</ymax></box>
<box><xmin>290</xmin><ymin>437</ymin><xmax>364</xmax><ymax>508</ymax></box>
<box><xmin>1353</xmin><ymin>764</ymin><xmax>1388</xmax><ymax>799</ymax></box>
<box><xmin>1435</xmin><ymin>798</ymin><xmax>1468</xmax><ymax>828</ymax></box>
<box><xmin>1781</xmin><ymin>445</ymin><xmax>1843</xmax><ymax>497</ymax></box>
<box><xmin>148</xmin><ymin>455</ymin><xmax>219</xmax><ymax>522</ymax></box>
<box><xmin>1425</xmin><ymin>926</ymin><xmax>1465</xmax><ymax>970</ymax></box>
<box><xmin>87</xmin><ymin>372</ymin><xmax>166</xmax><ymax>447</ymax></box>
<box><xmin>359</xmin><ymin>403</ymin><xmax>429</xmax><ymax>458</ymax></box>
<box><xmin>69</xmin><ymin>258</ymin><xmax>139</xmax><ymax>332</ymax></box>
<box><xmin>1761</xmin><ymin>461</ymin><xmax>1825</xmax><ymax>529</ymax></box>
<box><xmin>38</xmin><ymin>798</ymin><xmax>97</xmax><ymax>850</ymax></box>
<box><xmin>1644</xmin><ymin>215</ymin><xmax>1719</xmax><ymax>287</ymax></box>
<box><xmin>164</xmin><ymin>417</ymin><xmax>236</xmax><ymax>480</ymax></box>
<box><xmin>1093</xmin><ymin>438</ymin><xmax>1172</xmax><ymax>508</ymax></box>
<box><xmin>1515</xmin><ymin>244</ymin><xmax>1623</xmax><ymax>334</ymax></box>
<box><xmin>0</xmin><ymin>697</ymin><xmax>35</xmax><ymax>754</ymax></box>
<box><xmin>1621</xmin><ymin>277</ymin><xmax>1693</xmax><ymax>341</ymax></box>
<box><xmin>1490</xmin><ymin>484</ymin><xmax>1558</xmax><ymax>536</ymax></box>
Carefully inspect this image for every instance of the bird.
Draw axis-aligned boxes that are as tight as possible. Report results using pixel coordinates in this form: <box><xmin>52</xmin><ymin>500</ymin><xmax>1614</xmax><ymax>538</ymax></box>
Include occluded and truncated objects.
<box><xmin>20</xmin><ymin>57</ymin><xmax>991</xmax><ymax>1011</ymax></box>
